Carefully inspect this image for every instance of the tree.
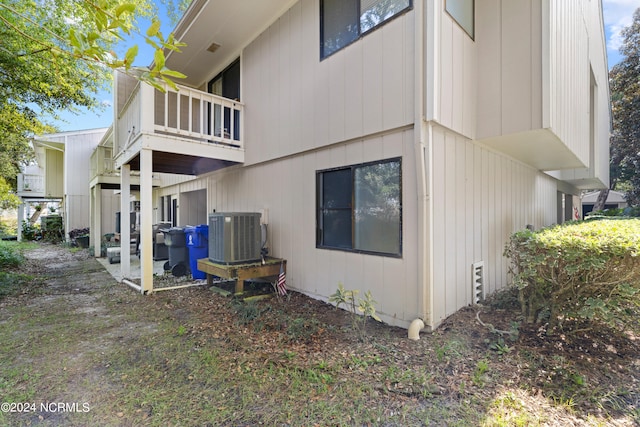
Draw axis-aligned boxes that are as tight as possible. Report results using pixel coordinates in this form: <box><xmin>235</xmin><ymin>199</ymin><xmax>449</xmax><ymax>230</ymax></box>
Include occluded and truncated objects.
<box><xmin>0</xmin><ymin>0</ymin><xmax>187</xmax><ymax>199</ymax></box>
<box><xmin>608</xmin><ymin>7</ymin><xmax>640</xmax><ymax>206</ymax></box>
<box><xmin>163</xmin><ymin>0</ymin><xmax>192</xmax><ymax>26</ymax></box>
<box><xmin>0</xmin><ymin>177</ymin><xmax>20</xmax><ymax>211</ymax></box>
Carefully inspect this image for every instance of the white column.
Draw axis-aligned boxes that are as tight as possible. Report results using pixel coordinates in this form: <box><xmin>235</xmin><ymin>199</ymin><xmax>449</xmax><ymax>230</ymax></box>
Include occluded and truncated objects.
<box><xmin>140</xmin><ymin>147</ymin><xmax>154</xmax><ymax>294</ymax></box>
<box><xmin>17</xmin><ymin>203</ymin><xmax>25</xmax><ymax>242</ymax></box>
<box><xmin>120</xmin><ymin>164</ymin><xmax>131</xmax><ymax>278</ymax></box>
<box><xmin>92</xmin><ymin>184</ymin><xmax>102</xmax><ymax>258</ymax></box>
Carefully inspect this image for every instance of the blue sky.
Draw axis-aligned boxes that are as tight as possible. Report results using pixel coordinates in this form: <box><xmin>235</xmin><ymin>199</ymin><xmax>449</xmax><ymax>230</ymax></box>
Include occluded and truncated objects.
<box><xmin>55</xmin><ymin>1</ymin><xmax>640</xmax><ymax>132</ymax></box>
<box><xmin>54</xmin><ymin>2</ymin><xmax>175</xmax><ymax>132</ymax></box>
<box><xmin>603</xmin><ymin>0</ymin><xmax>640</xmax><ymax>66</ymax></box>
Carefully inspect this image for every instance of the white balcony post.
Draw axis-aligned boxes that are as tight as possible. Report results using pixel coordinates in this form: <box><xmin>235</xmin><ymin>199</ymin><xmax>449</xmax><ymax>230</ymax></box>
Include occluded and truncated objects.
<box><xmin>120</xmin><ymin>164</ymin><xmax>131</xmax><ymax>278</ymax></box>
<box><xmin>92</xmin><ymin>184</ymin><xmax>102</xmax><ymax>258</ymax></box>
<box><xmin>17</xmin><ymin>203</ymin><xmax>24</xmax><ymax>242</ymax></box>
<box><xmin>140</xmin><ymin>147</ymin><xmax>154</xmax><ymax>294</ymax></box>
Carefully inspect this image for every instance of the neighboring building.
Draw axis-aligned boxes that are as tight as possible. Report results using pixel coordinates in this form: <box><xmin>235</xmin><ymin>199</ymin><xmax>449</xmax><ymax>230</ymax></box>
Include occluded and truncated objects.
<box><xmin>582</xmin><ymin>190</ymin><xmax>627</xmax><ymax>217</ymax></box>
<box><xmin>106</xmin><ymin>0</ymin><xmax>610</xmax><ymax>329</ymax></box>
<box><xmin>16</xmin><ymin>128</ymin><xmax>108</xmax><ymax>241</ymax></box>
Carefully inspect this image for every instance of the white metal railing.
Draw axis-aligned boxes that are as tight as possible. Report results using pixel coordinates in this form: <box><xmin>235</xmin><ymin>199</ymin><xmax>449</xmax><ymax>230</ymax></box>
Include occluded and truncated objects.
<box><xmin>116</xmin><ymin>80</ymin><xmax>244</xmax><ymax>157</ymax></box>
<box><xmin>18</xmin><ymin>173</ymin><xmax>44</xmax><ymax>193</ymax></box>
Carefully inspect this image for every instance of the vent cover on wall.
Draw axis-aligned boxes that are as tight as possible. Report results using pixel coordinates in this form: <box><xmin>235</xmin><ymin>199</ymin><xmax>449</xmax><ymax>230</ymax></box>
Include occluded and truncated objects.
<box><xmin>472</xmin><ymin>261</ymin><xmax>485</xmax><ymax>304</ymax></box>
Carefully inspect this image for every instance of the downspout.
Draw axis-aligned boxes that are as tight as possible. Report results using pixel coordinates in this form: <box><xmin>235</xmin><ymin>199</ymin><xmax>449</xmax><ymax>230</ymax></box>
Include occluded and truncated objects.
<box><xmin>412</xmin><ymin>0</ymin><xmax>430</xmax><ymax>333</ymax></box>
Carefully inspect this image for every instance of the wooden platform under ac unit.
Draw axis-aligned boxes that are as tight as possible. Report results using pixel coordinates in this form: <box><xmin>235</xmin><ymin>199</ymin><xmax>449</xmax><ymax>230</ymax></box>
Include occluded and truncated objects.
<box><xmin>197</xmin><ymin>257</ymin><xmax>286</xmax><ymax>294</ymax></box>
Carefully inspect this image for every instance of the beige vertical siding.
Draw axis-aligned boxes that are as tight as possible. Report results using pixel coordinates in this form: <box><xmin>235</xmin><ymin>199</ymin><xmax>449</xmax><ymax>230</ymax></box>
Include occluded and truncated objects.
<box><xmin>432</xmin><ymin>0</ymin><xmax>477</xmax><ymax>138</ymax></box>
<box><xmin>62</xmin><ymin>131</ymin><xmax>105</xmax><ymax>232</ymax></box>
<box><xmin>548</xmin><ymin>0</ymin><xmax>611</xmax><ymax>188</ymax></box>
<box><xmin>429</xmin><ymin>124</ymin><xmax>557</xmax><ymax>326</ymax></box>
<box><xmin>180</xmin><ymin>189</ymin><xmax>207</xmax><ymax>225</ymax></box>
<box><xmin>189</xmin><ymin>129</ymin><xmax>419</xmax><ymax>327</ymax></box>
<box><xmin>63</xmin><ymin>132</ymin><xmax>104</xmax><ymax>198</ymax></box>
<box><xmin>475</xmin><ymin>0</ymin><xmax>543</xmax><ymax>139</ymax></box>
<box><xmin>547</xmin><ymin>0</ymin><xmax>590</xmax><ymax>165</ymax></box>
<box><xmin>45</xmin><ymin>150</ymin><xmax>64</xmax><ymax>198</ymax></box>
<box><xmin>588</xmin><ymin>0</ymin><xmax>611</xmax><ymax>187</ymax></box>
<box><xmin>100</xmin><ymin>189</ymin><xmax>120</xmax><ymax>233</ymax></box>
<box><xmin>242</xmin><ymin>0</ymin><xmax>414</xmax><ymax>165</ymax></box>
<box><xmin>142</xmin><ymin>0</ymin><xmax>609</xmax><ymax>330</ymax></box>
<box><xmin>474</xmin><ymin>0</ymin><xmax>602</xmax><ymax>173</ymax></box>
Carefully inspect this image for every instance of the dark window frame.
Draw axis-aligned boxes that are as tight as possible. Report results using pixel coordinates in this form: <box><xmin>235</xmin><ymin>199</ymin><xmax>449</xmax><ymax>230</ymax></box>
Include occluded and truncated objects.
<box><xmin>206</xmin><ymin>58</ymin><xmax>241</xmax><ymax>141</ymax></box>
<box><xmin>316</xmin><ymin>157</ymin><xmax>402</xmax><ymax>257</ymax></box>
<box><xmin>320</xmin><ymin>0</ymin><xmax>413</xmax><ymax>59</ymax></box>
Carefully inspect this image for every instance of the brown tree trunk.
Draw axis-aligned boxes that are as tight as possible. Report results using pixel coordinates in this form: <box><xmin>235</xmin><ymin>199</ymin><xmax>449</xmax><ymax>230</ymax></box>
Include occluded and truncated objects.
<box><xmin>592</xmin><ymin>188</ymin><xmax>610</xmax><ymax>213</ymax></box>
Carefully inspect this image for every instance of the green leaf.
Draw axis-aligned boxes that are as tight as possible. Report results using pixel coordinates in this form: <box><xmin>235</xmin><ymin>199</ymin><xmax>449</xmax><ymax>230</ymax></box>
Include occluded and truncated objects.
<box><xmin>161</xmin><ymin>75</ymin><xmax>179</xmax><ymax>91</ymax></box>
<box><xmin>124</xmin><ymin>45</ymin><xmax>138</xmax><ymax>67</ymax></box>
<box><xmin>68</xmin><ymin>29</ymin><xmax>80</xmax><ymax>49</ymax></box>
<box><xmin>95</xmin><ymin>11</ymin><xmax>106</xmax><ymax>32</ymax></box>
<box><xmin>146</xmin><ymin>19</ymin><xmax>161</xmax><ymax>38</ymax></box>
<box><xmin>159</xmin><ymin>68</ymin><xmax>187</xmax><ymax>79</ymax></box>
<box><xmin>153</xmin><ymin>49</ymin><xmax>165</xmax><ymax>70</ymax></box>
<box><xmin>115</xmin><ymin>3</ymin><xmax>136</xmax><ymax>18</ymax></box>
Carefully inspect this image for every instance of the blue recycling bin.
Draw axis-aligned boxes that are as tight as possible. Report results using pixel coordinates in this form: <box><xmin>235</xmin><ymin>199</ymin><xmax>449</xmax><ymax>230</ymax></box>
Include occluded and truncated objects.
<box><xmin>185</xmin><ymin>224</ymin><xmax>209</xmax><ymax>280</ymax></box>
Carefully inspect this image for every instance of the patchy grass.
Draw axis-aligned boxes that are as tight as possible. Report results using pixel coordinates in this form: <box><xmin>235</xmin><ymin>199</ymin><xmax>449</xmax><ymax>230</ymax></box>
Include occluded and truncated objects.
<box><xmin>0</xmin><ymin>243</ymin><xmax>637</xmax><ymax>426</ymax></box>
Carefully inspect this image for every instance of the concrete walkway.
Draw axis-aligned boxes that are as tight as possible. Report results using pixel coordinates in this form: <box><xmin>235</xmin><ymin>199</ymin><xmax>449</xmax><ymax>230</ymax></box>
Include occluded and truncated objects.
<box><xmin>96</xmin><ymin>255</ymin><xmax>168</xmax><ymax>282</ymax></box>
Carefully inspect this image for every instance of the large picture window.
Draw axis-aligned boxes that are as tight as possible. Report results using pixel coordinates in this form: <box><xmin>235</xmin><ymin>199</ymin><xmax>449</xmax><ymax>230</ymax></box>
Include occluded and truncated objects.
<box><xmin>321</xmin><ymin>0</ymin><xmax>412</xmax><ymax>58</ymax></box>
<box><xmin>316</xmin><ymin>158</ymin><xmax>402</xmax><ymax>256</ymax></box>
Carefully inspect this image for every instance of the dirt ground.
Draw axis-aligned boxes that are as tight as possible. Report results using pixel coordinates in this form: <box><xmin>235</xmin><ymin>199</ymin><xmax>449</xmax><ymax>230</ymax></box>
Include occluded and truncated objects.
<box><xmin>0</xmin><ymin>243</ymin><xmax>639</xmax><ymax>426</ymax></box>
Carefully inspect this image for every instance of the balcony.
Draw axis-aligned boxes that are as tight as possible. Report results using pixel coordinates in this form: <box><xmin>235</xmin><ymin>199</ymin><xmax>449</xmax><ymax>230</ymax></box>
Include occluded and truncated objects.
<box><xmin>90</xmin><ymin>145</ymin><xmax>163</xmax><ymax>190</ymax></box>
<box><xmin>113</xmin><ymin>72</ymin><xmax>244</xmax><ymax>176</ymax></box>
<box><xmin>17</xmin><ymin>174</ymin><xmax>45</xmax><ymax>198</ymax></box>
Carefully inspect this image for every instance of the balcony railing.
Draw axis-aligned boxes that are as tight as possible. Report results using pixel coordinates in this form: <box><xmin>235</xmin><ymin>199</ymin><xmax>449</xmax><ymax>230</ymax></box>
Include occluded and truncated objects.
<box><xmin>17</xmin><ymin>173</ymin><xmax>44</xmax><ymax>194</ymax></box>
<box><xmin>115</xmin><ymin>80</ymin><xmax>244</xmax><ymax>158</ymax></box>
<box><xmin>90</xmin><ymin>146</ymin><xmax>116</xmax><ymax>180</ymax></box>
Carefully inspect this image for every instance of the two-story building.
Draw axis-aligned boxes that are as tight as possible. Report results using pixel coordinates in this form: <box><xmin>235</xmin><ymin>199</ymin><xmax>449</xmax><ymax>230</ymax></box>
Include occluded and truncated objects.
<box><xmin>107</xmin><ymin>0</ymin><xmax>610</xmax><ymax>329</ymax></box>
<box><xmin>17</xmin><ymin>128</ymin><xmax>109</xmax><ymax>241</ymax></box>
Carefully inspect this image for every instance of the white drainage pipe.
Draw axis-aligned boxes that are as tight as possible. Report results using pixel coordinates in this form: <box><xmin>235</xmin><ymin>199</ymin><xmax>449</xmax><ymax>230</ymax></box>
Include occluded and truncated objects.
<box><xmin>408</xmin><ymin>318</ymin><xmax>425</xmax><ymax>340</ymax></box>
<box><xmin>122</xmin><ymin>279</ymin><xmax>143</xmax><ymax>293</ymax></box>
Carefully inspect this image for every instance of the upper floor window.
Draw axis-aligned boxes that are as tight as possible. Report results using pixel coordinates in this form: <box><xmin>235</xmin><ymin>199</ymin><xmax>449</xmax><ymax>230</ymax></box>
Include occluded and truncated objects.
<box><xmin>207</xmin><ymin>59</ymin><xmax>241</xmax><ymax>141</ymax></box>
<box><xmin>446</xmin><ymin>0</ymin><xmax>474</xmax><ymax>39</ymax></box>
<box><xmin>320</xmin><ymin>0</ymin><xmax>412</xmax><ymax>59</ymax></box>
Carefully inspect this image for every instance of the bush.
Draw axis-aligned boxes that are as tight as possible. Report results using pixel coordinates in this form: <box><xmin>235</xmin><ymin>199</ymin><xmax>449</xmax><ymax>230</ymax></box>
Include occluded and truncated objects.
<box><xmin>21</xmin><ymin>221</ymin><xmax>40</xmax><ymax>241</ymax></box>
<box><xmin>0</xmin><ymin>241</ymin><xmax>23</xmax><ymax>269</ymax></box>
<box><xmin>504</xmin><ymin>219</ymin><xmax>640</xmax><ymax>332</ymax></box>
<box><xmin>588</xmin><ymin>206</ymin><xmax>640</xmax><ymax>218</ymax></box>
<box><xmin>0</xmin><ymin>218</ymin><xmax>18</xmax><ymax>237</ymax></box>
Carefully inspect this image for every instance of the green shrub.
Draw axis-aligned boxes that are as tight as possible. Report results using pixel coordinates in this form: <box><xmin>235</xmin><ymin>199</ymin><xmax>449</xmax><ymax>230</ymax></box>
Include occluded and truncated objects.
<box><xmin>329</xmin><ymin>283</ymin><xmax>381</xmax><ymax>339</ymax></box>
<box><xmin>0</xmin><ymin>218</ymin><xmax>18</xmax><ymax>237</ymax></box>
<box><xmin>0</xmin><ymin>241</ymin><xmax>23</xmax><ymax>269</ymax></box>
<box><xmin>0</xmin><ymin>242</ymin><xmax>28</xmax><ymax>299</ymax></box>
<box><xmin>589</xmin><ymin>206</ymin><xmax>640</xmax><ymax>218</ymax></box>
<box><xmin>232</xmin><ymin>300</ymin><xmax>270</xmax><ymax>326</ymax></box>
<box><xmin>504</xmin><ymin>219</ymin><xmax>640</xmax><ymax>332</ymax></box>
<box><xmin>21</xmin><ymin>221</ymin><xmax>40</xmax><ymax>241</ymax></box>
